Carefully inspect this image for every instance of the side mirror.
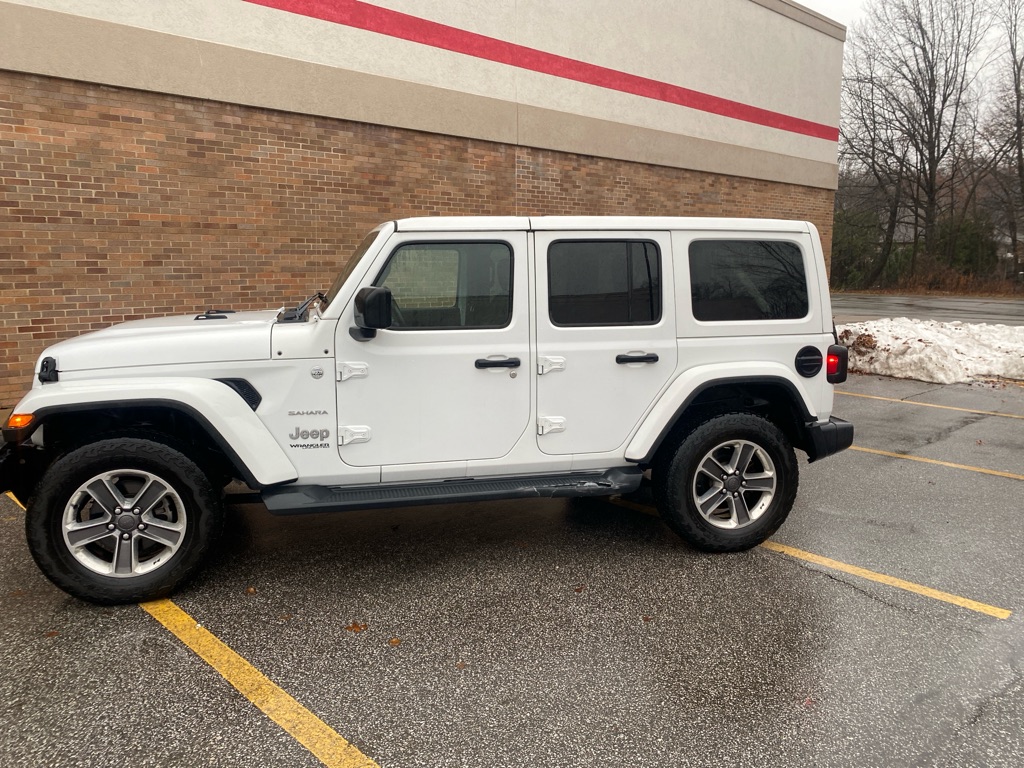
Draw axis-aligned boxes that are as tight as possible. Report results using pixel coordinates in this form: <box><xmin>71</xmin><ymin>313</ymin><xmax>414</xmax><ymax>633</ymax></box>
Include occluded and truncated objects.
<box><xmin>350</xmin><ymin>286</ymin><xmax>392</xmax><ymax>340</ymax></box>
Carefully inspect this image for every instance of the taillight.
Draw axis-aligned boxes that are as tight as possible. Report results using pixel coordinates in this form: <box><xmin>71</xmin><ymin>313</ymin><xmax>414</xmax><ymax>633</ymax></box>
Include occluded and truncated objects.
<box><xmin>826</xmin><ymin>344</ymin><xmax>848</xmax><ymax>384</ymax></box>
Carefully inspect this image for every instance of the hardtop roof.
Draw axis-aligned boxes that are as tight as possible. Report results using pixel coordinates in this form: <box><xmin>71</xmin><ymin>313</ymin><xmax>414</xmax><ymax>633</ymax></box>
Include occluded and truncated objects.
<box><xmin>393</xmin><ymin>216</ymin><xmax>812</xmax><ymax>233</ymax></box>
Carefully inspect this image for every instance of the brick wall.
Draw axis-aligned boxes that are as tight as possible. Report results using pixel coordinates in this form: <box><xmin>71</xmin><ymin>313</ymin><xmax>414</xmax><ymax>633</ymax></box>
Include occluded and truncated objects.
<box><xmin>0</xmin><ymin>70</ymin><xmax>834</xmax><ymax>408</ymax></box>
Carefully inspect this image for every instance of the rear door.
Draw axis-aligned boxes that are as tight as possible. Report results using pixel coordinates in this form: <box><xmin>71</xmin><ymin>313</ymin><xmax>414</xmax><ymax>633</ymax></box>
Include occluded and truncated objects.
<box><xmin>533</xmin><ymin>230</ymin><xmax>677</xmax><ymax>456</ymax></box>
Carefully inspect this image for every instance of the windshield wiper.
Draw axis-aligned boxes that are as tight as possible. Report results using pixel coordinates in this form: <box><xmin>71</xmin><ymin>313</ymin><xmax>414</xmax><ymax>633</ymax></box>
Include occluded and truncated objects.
<box><xmin>277</xmin><ymin>291</ymin><xmax>326</xmax><ymax>323</ymax></box>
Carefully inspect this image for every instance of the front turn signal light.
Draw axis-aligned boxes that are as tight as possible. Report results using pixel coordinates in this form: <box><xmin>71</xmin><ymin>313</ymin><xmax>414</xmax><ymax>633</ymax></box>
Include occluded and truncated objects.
<box><xmin>6</xmin><ymin>413</ymin><xmax>33</xmax><ymax>429</ymax></box>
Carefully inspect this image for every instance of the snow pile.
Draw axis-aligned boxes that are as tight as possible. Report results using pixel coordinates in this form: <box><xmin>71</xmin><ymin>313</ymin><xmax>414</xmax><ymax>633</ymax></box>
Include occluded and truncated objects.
<box><xmin>836</xmin><ymin>318</ymin><xmax>1024</xmax><ymax>385</ymax></box>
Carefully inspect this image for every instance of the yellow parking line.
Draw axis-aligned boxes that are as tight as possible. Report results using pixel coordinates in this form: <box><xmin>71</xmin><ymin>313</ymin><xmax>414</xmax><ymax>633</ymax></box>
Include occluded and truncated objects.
<box><xmin>141</xmin><ymin>599</ymin><xmax>379</xmax><ymax>768</ymax></box>
<box><xmin>836</xmin><ymin>390</ymin><xmax>1024</xmax><ymax>420</ymax></box>
<box><xmin>608</xmin><ymin>497</ymin><xmax>1012</xmax><ymax>619</ymax></box>
<box><xmin>849</xmin><ymin>445</ymin><xmax>1024</xmax><ymax>481</ymax></box>
<box><xmin>5</xmin><ymin>491</ymin><xmax>23</xmax><ymax>508</ymax></box>
<box><xmin>760</xmin><ymin>541</ymin><xmax>1012</xmax><ymax>620</ymax></box>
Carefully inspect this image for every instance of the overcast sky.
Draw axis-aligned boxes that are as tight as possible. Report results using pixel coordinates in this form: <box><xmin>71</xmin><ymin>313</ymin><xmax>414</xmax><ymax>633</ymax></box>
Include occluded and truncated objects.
<box><xmin>798</xmin><ymin>0</ymin><xmax>866</xmax><ymax>27</ymax></box>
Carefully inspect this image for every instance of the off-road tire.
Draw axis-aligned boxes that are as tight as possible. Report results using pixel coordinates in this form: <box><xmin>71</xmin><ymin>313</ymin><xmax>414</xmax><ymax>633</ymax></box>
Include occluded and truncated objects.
<box><xmin>26</xmin><ymin>438</ymin><xmax>223</xmax><ymax>604</ymax></box>
<box><xmin>654</xmin><ymin>413</ymin><xmax>798</xmax><ymax>552</ymax></box>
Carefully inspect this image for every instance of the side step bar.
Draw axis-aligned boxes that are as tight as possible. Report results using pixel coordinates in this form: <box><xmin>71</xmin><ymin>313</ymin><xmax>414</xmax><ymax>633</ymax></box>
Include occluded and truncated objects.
<box><xmin>261</xmin><ymin>467</ymin><xmax>644</xmax><ymax>515</ymax></box>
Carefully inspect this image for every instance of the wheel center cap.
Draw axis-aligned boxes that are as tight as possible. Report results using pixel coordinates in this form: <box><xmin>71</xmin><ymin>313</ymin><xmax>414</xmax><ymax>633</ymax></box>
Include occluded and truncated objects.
<box><xmin>724</xmin><ymin>476</ymin><xmax>742</xmax><ymax>492</ymax></box>
<box><xmin>115</xmin><ymin>514</ymin><xmax>136</xmax><ymax>532</ymax></box>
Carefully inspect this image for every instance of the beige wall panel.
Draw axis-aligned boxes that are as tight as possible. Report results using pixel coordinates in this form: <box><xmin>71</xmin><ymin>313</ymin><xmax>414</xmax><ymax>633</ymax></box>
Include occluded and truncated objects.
<box><xmin>511</xmin><ymin>69</ymin><xmax>838</xmax><ymax>166</ymax></box>
<box><xmin>4</xmin><ymin>0</ymin><xmax>841</xmax><ymax>125</ymax></box>
<box><xmin>2</xmin><ymin>0</ymin><xmax>523</xmax><ymax>102</ymax></box>
<box><xmin>750</xmin><ymin>0</ymin><xmax>846</xmax><ymax>39</ymax></box>
<box><xmin>369</xmin><ymin>0</ymin><xmax>845</xmax><ymax>43</ymax></box>
<box><xmin>1</xmin><ymin>0</ymin><xmax>841</xmax><ymax>187</ymax></box>
<box><xmin>516</xmin><ymin>105</ymin><xmax>838</xmax><ymax>189</ymax></box>
<box><xmin>513</xmin><ymin>0</ymin><xmax>842</xmax><ymax>126</ymax></box>
<box><xmin>0</xmin><ymin>3</ymin><xmax>520</xmax><ymax>144</ymax></box>
<box><xmin>367</xmin><ymin>0</ymin><xmax>519</xmax><ymax>40</ymax></box>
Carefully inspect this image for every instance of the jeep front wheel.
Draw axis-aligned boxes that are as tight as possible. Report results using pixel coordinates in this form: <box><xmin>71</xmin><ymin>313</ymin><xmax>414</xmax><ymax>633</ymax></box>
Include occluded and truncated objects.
<box><xmin>26</xmin><ymin>438</ymin><xmax>223</xmax><ymax>604</ymax></box>
<box><xmin>654</xmin><ymin>413</ymin><xmax>798</xmax><ymax>552</ymax></box>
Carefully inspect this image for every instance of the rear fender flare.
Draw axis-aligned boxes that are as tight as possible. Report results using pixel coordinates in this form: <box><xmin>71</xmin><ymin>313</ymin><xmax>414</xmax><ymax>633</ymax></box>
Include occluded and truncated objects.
<box><xmin>626</xmin><ymin>363</ymin><xmax>817</xmax><ymax>464</ymax></box>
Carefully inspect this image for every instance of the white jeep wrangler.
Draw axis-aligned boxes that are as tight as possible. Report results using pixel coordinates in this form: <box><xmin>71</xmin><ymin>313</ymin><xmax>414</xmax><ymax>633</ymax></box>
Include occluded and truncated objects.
<box><xmin>1</xmin><ymin>217</ymin><xmax>852</xmax><ymax>604</ymax></box>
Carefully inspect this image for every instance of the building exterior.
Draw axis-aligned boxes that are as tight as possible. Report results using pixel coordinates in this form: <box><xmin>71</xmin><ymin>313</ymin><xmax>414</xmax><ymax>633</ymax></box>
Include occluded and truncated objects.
<box><xmin>0</xmin><ymin>0</ymin><xmax>844</xmax><ymax>407</ymax></box>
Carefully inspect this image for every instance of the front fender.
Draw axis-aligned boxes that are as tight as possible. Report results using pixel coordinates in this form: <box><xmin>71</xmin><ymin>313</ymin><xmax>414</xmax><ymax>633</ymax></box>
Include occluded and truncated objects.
<box><xmin>625</xmin><ymin>362</ymin><xmax>818</xmax><ymax>463</ymax></box>
<box><xmin>5</xmin><ymin>378</ymin><xmax>297</xmax><ymax>487</ymax></box>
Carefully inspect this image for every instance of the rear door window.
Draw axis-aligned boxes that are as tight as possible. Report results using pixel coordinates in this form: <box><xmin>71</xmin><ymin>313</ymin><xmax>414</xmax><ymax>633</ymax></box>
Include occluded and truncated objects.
<box><xmin>547</xmin><ymin>240</ymin><xmax>661</xmax><ymax>326</ymax></box>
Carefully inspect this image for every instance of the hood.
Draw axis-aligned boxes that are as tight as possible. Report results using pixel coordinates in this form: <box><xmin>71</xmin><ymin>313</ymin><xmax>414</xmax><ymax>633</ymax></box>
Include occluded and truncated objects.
<box><xmin>40</xmin><ymin>310</ymin><xmax>280</xmax><ymax>374</ymax></box>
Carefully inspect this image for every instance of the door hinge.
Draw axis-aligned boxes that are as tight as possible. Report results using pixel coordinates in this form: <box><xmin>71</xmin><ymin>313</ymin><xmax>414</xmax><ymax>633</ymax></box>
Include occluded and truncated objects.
<box><xmin>537</xmin><ymin>356</ymin><xmax>566</xmax><ymax>375</ymax></box>
<box><xmin>337</xmin><ymin>362</ymin><xmax>368</xmax><ymax>382</ymax></box>
<box><xmin>338</xmin><ymin>425</ymin><xmax>371</xmax><ymax>445</ymax></box>
<box><xmin>537</xmin><ymin>416</ymin><xmax>566</xmax><ymax>436</ymax></box>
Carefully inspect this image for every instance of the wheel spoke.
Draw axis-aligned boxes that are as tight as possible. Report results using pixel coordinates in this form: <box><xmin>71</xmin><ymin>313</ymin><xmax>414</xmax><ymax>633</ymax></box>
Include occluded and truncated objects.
<box><xmin>734</xmin><ymin>443</ymin><xmax>757</xmax><ymax>475</ymax></box>
<box><xmin>65</xmin><ymin>519</ymin><xmax>116</xmax><ymax>548</ymax></box>
<box><xmin>131</xmin><ymin>478</ymin><xmax>171</xmax><ymax>516</ymax></box>
<box><xmin>697</xmin><ymin>486</ymin><xmax>727</xmax><ymax>517</ymax></box>
<box><xmin>112</xmin><ymin>535</ymin><xmax>137</xmax><ymax>576</ymax></box>
<box><xmin>137</xmin><ymin>520</ymin><xmax>183</xmax><ymax>548</ymax></box>
<box><xmin>732</xmin><ymin>494</ymin><xmax>751</xmax><ymax>526</ymax></box>
<box><xmin>698</xmin><ymin>456</ymin><xmax>729</xmax><ymax>481</ymax></box>
<box><xmin>743</xmin><ymin>474</ymin><xmax>775</xmax><ymax>492</ymax></box>
<box><xmin>85</xmin><ymin>478</ymin><xmax>124</xmax><ymax>515</ymax></box>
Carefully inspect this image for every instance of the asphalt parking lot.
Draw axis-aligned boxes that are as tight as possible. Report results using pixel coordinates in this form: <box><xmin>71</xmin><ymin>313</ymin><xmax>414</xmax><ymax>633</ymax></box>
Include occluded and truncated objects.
<box><xmin>832</xmin><ymin>292</ymin><xmax>1024</xmax><ymax>326</ymax></box>
<box><xmin>2</xmin><ymin>373</ymin><xmax>1023</xmax><ymax>767</ymax></box>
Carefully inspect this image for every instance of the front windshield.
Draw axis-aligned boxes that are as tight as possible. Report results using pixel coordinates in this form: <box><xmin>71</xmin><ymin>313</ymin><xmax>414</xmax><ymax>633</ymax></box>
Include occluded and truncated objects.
<box><xmin>322</xmin><ymin>225</ymin><xmax>387</xmax><ymax>309</ymax></box>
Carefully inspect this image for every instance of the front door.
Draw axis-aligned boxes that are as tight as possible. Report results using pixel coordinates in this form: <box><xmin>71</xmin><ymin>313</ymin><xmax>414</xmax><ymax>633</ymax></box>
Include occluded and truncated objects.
<box><xmin>533</xmin><ymin>230</ymin><xmax>677</xmax><ymax>456</ymax></box>
<box><xmin>333</xmin><ymin>232</ymin><xmax>531</xmax><ymax>474</ymax></box>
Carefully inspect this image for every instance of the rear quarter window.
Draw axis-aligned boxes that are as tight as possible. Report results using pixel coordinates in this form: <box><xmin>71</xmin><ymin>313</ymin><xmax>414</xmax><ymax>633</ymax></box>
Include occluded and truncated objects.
<box><xmin>689</xmin><ymin>240</ymin><xmax>809</xmax><ymax>322</ymax></box>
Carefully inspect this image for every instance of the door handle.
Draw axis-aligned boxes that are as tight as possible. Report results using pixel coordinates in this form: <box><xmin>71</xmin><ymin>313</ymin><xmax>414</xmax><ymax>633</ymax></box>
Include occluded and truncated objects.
<box><xmin>616</xmin><ymin>353</ymin><xmax>659</xmax><ymax>364</ymax></box>
<box><xmin>475</xmin><ymin>357</ymin><xmax>521</xmax><ymax>369</ymax></box>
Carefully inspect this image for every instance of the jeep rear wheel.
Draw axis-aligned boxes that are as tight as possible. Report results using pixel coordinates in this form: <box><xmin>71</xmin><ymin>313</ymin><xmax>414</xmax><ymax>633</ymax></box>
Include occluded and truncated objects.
<box><xmin>26</xmin><ymin>438</ymin><xmax>223</xmax><ymax>604</ymax></box>
<box><xmin>654</xmin><ymin>413</ymin><xmax>798</xmax><ymax>552</ymax></box>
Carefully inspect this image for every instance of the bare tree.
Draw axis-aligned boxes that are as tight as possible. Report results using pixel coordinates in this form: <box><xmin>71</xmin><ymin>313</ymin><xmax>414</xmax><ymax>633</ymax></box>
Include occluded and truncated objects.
<box><xmin>841</xmin><ymin>27</ymin><xmax>912</xmax><ymax>287</ymax></box>
<box><xmin>840</xmin><ymin>0</ymin><xmax>993</xmax><ymax>281</ymax></box>
<box><xmin>986</xmin><ymin>0</ymin><xmax>1024</xmax><ymax>281</ymax></box>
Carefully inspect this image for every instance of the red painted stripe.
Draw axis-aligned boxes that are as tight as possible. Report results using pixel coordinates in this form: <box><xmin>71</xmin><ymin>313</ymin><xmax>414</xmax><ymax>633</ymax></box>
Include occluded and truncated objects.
<box><xmin>243</xmin><ymin>0</ymin><xmax>839</xmax><ymax>142</ymax></box>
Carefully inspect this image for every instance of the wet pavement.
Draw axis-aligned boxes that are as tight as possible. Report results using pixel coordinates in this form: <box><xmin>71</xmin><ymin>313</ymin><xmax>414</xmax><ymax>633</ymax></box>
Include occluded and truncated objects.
<box><xmin>2</xmin><ymin>373</ymin><xmax>1023</xmax><ymax>767</ymax></box>
<box><xmin>832</xmin><ymin>293</ymin><xmax>1024</xmax><ymax>326</ymax></box>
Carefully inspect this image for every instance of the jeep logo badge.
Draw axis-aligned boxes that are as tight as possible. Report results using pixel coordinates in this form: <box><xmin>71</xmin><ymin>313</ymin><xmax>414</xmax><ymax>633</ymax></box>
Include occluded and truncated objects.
<box><xmin>288</xmin><ymin>426</ymin><xmax>331</xmax><ymax>441</ymax></box>
<box><xmin>310</xmin><ymin>366</ymin><xmax>324</xmax><ymax>380</ymax></box>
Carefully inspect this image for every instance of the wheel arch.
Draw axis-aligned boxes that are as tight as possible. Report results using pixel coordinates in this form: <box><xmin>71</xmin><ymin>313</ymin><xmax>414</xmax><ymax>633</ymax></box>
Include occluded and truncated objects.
<box><xmin>5</xmin><ymin>379</ymin><xmax>297</xmax><ymax>495</ymax></box>
<box><xmin>627</xmin><ymin>373</ymin><xmax>817</xmax><ymax>467</ymax></box>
